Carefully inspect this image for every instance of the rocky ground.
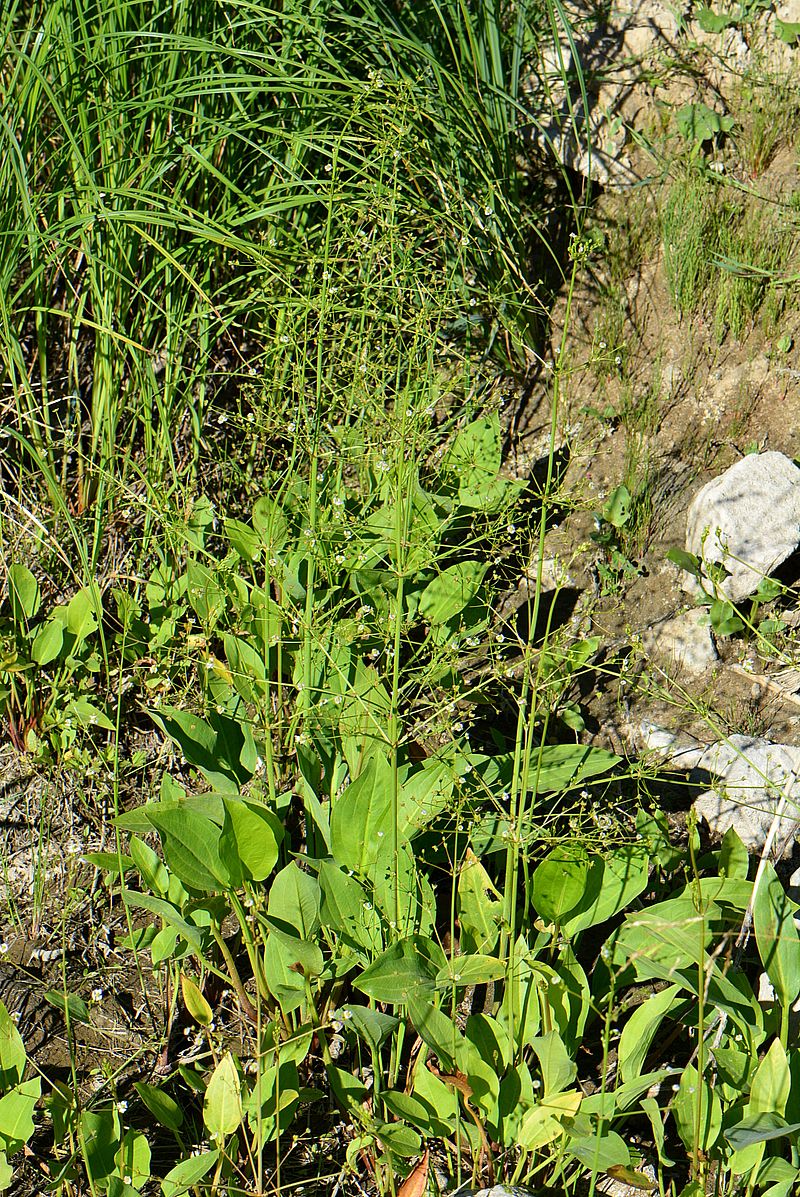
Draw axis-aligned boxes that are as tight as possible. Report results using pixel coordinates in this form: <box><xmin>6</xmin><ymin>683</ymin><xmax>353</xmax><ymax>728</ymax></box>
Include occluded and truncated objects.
<box><xmin>511</xmin><ymin>2</ymin><xmax>800</xmax><ymax>858</ymax></box>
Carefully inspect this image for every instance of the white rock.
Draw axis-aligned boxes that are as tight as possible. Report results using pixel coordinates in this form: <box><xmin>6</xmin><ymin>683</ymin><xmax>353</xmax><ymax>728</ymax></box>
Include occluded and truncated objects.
<box><xmin>474</xmin><ymin>1189</ymin><xmax>536</xmax><ymax>1197</ymax></box>
<box><xmin>634</xmin><ymin>722</ymin><xmax>800</xmax><ymax>852</ymax></box>
<box><xmin>694</xmin><ymin>735</ymin><xmax>800</xmax><ymax>851</ymax></box>
<box><xmin>634</xmin><ymin>719</ymin><xmax>705</xmax><ymax>768</ymax></box>
<box><xmin>685</xmin><ymin>451</ymin><xmax>800</xmax><ymax>602</ymax></box>
<box><xmin>534</xmin><ymin>2</ymin><xmax>800</xmax><ymax>187</ymax></box>
<box><xmin>644</xmin><ymin>608</ymin><xmax>718</xmax><ymax>676</ymax></box>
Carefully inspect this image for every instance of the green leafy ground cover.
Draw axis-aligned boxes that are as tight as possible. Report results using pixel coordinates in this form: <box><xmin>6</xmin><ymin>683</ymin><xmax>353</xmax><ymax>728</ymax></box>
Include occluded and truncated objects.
<box><xmin>3</xmin><ymin>2</ymin><xmax>800</xmax><ymax>1195</ymax></box>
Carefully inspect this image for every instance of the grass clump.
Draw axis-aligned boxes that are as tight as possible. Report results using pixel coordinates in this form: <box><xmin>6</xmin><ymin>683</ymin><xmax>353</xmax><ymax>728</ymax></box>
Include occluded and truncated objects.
<box><xmin>661</xmin><ymin>171</ymin><xmax>722</xmax><ymax>317</ymax></box>
<box><xmin>0</xmin><ymin>0</ymin><xmax>555</xmax><ymax>534</ymax></box>
<box><xmin>714</xmin><ymin>205</ymin><xmax>796</xmax><ymax>340</ymax></box>
<box><xmin>660</xmin><ymin>169</ymin><xmax>797</xmax><ymax>340</ymax></box>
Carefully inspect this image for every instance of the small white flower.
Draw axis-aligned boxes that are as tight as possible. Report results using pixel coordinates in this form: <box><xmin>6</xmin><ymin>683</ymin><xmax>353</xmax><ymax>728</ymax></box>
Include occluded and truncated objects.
<box><xmin>0</xmin><ymin>943</ymin><xmax>8</xmax><ymax>956</ymax></box>
<box><xmin>116</xmin><ymin>1100</ymin><xmax>128</xmax><ymax>1113</ymax></box>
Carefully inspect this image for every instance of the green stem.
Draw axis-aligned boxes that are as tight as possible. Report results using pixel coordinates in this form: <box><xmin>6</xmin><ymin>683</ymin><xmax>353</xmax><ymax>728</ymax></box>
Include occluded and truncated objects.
<box><xmin>501</xmin><ymin>251</ymin><xmax>580</xmax><ymax>970</ymax></box>
<box><xmin>211</xmin><ymin>921</ymin><xmax>258</xmax><ymax>1024</ymax></box>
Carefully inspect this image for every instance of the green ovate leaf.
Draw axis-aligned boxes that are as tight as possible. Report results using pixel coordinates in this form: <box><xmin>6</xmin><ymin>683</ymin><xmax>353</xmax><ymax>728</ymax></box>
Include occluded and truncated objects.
<box><xmin>603</xmin><ymin>484</ymin><xmax>632</xmax><ymax>528</ymax></box>
<box><xmin>672</xmin><ymin>1064</ymin><xmax>721</xmax><ymax>1153</ymax></box>
<box><xmin>181</xmin><ymin>974</ymin><xmax>213</xmax><ymax>1027</ymax></box>
<box><xmin>0</xmin><ymin>1078</ymin><xmax>40</xmax><ymax>1152</ymax></box>
<box><xmin>676</xmin><ymin>102</ymin><xmax>734</xmax><ymax>143</ymax></box>
<box><xmin>160</xmin><ymin>1150</ymin><xmax>219</xmax><ymax>1197</ymax></box>
<box><xmin>330</xmin><ymin>755</ymin><xmax>392</xmax><ymax>879</ymax></box>
<box><xmin>268</xmin><ymin>862</ymin><xmax>320</xmax><ymax>938</ymax></box>
<box><xmin>7</xmin><ymin>564</ymin><xmax>41</xmax><ymax>623</ymax></box>
<box><xmin>146</xmin><ymin>806</ymin><xmax>229</xmax><ymax>892</ymax></box>
<box><xmin>134</xmin><ymin>1083</ymin><xmax>184</xmax><ymax>1133</ymax></box>
<box><xmin>696</xmin><ymin>6</ymin><xmax>736</xmax><ymax>33</ymax></box>
<box><xmin>252</xmin><ymin>496</ymin><xmax>289</xmax><ymax>552</ymax></box>
<box><xmin>0</xmin><ymin>1002</ymin><xmax>26</xmax><ymax>1088</ymax></box>
<box><xmin>532</xmin><ymin>844</ymin><xmax>589</xmax><ymax>925</ymax></box>
<box><xmin>66</xmin><ymin>585</ymin><xmax>101</xmax><ymax>642</ymax></box>
<box><xmin>115</xmin><ymin>1129</ymin><xmax>151</xmax><ymax>1190</ymax></box>
<box><xmin>150</xmin><ymin>706</ymin><xmax>256</xmax><ymax>791</ymax></box>
<box><xmin>776</xmin><ymin>18</ymin><xmax>800</xmax><ymax>43</ymax></box>
<box><xmin>725</xmin><ymin>1113</ymin><xmax>800</xmax><ymax>1150</ymax></box>
<box><xmin>44</xmin><ymin>990</ymin><xmax>91</xmax><ymax>1024</ymax></box>
<box><xmin>568</xmin><ymin>1131</ymin><xmax>630</xmax><ymax>1171</ymax></box>
<box><xmin>618</xmin><ymin>985</ymin><xmax>681</xmax><ymax>1085</ymax></box>
<box><xmin>445</xmin><ymin>413</ymin><xmax>511</xmax><ymax>510</ymax></box>
<box><xmin>224</xmin><ymin>517</ymin><xmax>261</xmax><ymax>562</ymax></box>
<box><xmin>418</xmin><ymin>560</ymin><xmax>486</xmax><ymax>625</ymax></box>
<box><xmin>355</xmin><ymin>937</ymin><xmax>445</xmax><ymax>1004</ymax></box>
<box><xmin>458</xmin><ymin>848</ymin><xmax>503</xmax><ymax>953</ymax></box>
<box><xmin>753</xmin><ymin>863</ymin><xmax>800</xmax><ymax>1008</ymax></box>
<box><xmin>30</xmin><ymin>619</ymin><xmax>64</xmax><ymax>665</ymax></box>
<box><xmin>561</xmin><ymin>844</ymin><xmax>649</xmax><ymax>936</ymax></box>
<box><xmin>533</xmin><ymin>744</ymin><xmax>620</xmax><ymax>793</ymax></box>
<box><xmin>79</xmin><ymin>1107</ymin><xmax>119</xmax><ymax>1184</ymax></box>
<box><xmin>219</xmin><ymin>798</ymin><xmax>282</xmax><ymax>883</ymax></box>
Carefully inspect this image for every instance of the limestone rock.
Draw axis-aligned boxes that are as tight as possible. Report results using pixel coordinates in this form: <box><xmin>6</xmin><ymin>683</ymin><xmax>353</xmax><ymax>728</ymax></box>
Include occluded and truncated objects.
<box><xmin>685</xmin><ymin>451</ymin><xmax>800</xmax><ymax>602</ymax></box>
<box><xmin>644</xmin><ymin>608</ymin><xmax>718</xmax><ymax>677</ymax></box>
<box><xmin>634</xmin><ymin>721</ymin><xmax>800</xmax><ymax>852</ymax></box>
<box><xmin>693</xmin><ymin>735</ymin><xmax>800</xmax><ymax>852</ymax></box>
<box><xmin>535</xmin><ymin>2</ymin><xmax>800</xmax><ymax>187</ymax></box>
<box><xmin>473</xmin><ymin>1189</ymin><xmax>536</xmax><ymax>1197</ymax></box>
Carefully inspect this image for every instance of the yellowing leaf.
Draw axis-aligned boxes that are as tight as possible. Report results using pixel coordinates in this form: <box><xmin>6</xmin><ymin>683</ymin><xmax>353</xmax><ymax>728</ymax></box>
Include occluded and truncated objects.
<box><xmin>181</xmin><ymin>974</ymin><xmax>213</xmax><ymax>1027</ymax></box>
<box><xmin>517</xmin><ymin>1090</ymin><xmax>581</xmax><ymax>1150</ymax></box>
<box><xmin>203</xmin><ymin>1053</ymin><xmax>242</xmax><ymax>1142</ymax></box>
